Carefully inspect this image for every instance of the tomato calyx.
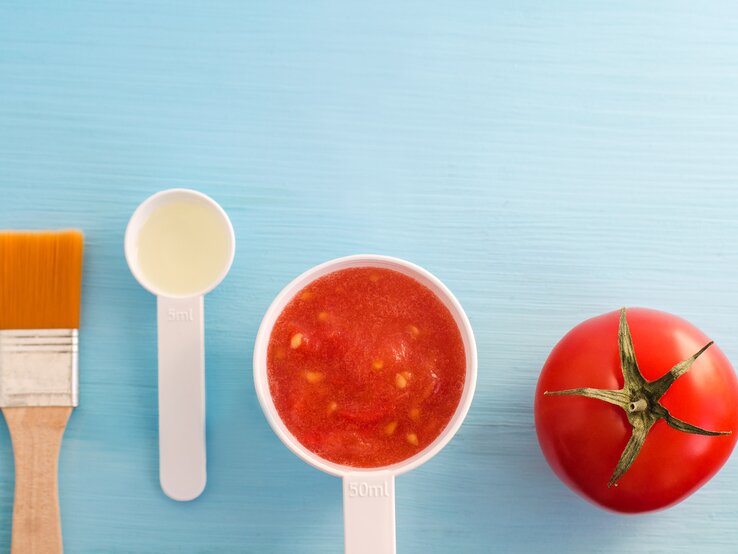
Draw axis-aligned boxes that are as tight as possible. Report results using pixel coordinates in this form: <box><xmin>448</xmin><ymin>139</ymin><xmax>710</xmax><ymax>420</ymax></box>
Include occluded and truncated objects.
<box><xmin>544</xmin><ymin>308</ymin><xmax>732</xmax><ymax>487</ymax></box>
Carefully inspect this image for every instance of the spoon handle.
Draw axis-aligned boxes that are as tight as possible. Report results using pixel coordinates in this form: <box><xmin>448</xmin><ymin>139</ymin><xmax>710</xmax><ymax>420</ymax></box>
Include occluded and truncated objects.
<box><xmin>343</xmin><ymin>472</ymin><xmax>396</xmax><ymax>554</ymax></box>
<box><xmin>157</xmin><ymin>294</ymin><xmax>206</xmax><ymax>501</ymax></box>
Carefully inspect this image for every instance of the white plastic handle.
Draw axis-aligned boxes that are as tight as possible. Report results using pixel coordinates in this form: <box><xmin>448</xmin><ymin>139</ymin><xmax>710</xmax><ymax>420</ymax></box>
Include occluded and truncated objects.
<box><xmin>157</xmin><ymin>295</ymin><xmax>206</xmax><ymax>501</ymax></box>
<box><xmin>343</xmin><ymin>472</ymin><xmax>396</xmax><ymax>554</ymax></box>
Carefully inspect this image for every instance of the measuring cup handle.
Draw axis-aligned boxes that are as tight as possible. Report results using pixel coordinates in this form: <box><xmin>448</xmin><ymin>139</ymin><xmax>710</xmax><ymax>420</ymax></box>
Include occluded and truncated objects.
<box><xmin>157</xmin><ymin>295</ymin><xmax>207</xmax><ymax>501</ymax></box>
<box><xmin>343</xmin><ymin>472</ymin><xmax>396</xmax><ymax>554</ymax></box>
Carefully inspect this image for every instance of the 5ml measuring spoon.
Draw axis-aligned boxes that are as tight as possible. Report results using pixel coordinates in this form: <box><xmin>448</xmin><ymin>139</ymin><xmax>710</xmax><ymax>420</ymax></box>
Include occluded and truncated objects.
<box><xmin>125</xmin><ymin>188</ymin><xmax>235</xmax><ymax>501</ymax></box>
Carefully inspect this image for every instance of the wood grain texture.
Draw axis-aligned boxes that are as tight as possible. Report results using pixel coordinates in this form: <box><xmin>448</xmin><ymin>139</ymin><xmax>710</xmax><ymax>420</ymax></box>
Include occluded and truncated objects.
<box><xmin>2</xmin><ymin>1</ymin><xmax>738</xmax><ymax>552</ymax></box>
<box><xmin>4</xmin><ymin>407</ymin><xmax>72</xmax><ymax>554</ymax></box>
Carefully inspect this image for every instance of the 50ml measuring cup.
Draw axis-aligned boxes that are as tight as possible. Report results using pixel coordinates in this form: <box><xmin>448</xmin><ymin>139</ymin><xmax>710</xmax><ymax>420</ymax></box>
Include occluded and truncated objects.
<box><xmin>125</xmin><ymin>188</ymin><xmax>235</xmax><ymax>501</ymax></box>
<box><xmin>253</xmin><ymin>255</ymin><xmax>477</xmax><ymax>554</ymax></box>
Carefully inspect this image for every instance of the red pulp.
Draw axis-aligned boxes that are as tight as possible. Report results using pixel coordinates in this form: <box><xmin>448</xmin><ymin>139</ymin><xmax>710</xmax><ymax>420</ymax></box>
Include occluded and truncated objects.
<box><xmin>267</xmin><ymin>267</ymin><xmax>466</xmax><ymax>467</ymax></box>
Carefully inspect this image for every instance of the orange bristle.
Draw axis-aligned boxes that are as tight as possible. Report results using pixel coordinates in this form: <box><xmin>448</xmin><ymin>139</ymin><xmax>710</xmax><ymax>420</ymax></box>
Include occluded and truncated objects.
<box><xmin>0</xmin><ymin>231</ymin><xmax>84</xmax><ymax>330</ymax></box>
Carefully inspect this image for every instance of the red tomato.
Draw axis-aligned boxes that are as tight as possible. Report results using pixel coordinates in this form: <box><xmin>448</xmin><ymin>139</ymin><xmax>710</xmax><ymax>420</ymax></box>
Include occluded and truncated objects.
<box><xmin>535</xmin><ymin>308</ymin><xmax>738</xmax><ymax>513</ymax></box>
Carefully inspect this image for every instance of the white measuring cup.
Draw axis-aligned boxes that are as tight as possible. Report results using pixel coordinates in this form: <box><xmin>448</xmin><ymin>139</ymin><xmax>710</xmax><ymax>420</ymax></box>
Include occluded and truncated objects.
<box><xmin>125</xmin><ymin>188</ymin><xmax>235</xmax><ymax>501</ymax></box>
<box><xmin>253</xmin><ymin>255</ymin><xmax>477</xmax><ymax>554</ymax></box>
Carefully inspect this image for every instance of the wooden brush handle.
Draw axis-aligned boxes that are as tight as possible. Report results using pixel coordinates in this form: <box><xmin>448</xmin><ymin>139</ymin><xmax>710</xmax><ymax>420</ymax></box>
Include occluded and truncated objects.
<box><xmin>3</xmin><ymin>407</ymin><xmax>72</xmax><ymax>554</ymax></box>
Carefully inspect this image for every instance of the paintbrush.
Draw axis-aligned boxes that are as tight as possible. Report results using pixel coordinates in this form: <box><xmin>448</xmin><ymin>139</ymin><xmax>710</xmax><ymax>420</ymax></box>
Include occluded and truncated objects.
<box><xmin>0</xmin><ymin>230</ymin><xmax>83</xmax><ymax>554</ymax></box>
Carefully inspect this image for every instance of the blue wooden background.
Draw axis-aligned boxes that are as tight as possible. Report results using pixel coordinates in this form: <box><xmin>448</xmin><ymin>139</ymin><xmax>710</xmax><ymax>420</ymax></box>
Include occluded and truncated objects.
<box><xmin>2</xmin><ymin>1</ymin><xmax>738</xmax><ymax>552</ymax></box>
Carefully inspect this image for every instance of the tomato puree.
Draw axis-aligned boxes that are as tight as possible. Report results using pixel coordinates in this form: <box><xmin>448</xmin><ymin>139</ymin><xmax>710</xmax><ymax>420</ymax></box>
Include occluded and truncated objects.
<box><xmin>267</xmin><ymin>267</ymin><xmax>466</xmax><ymax>467</ymax></box>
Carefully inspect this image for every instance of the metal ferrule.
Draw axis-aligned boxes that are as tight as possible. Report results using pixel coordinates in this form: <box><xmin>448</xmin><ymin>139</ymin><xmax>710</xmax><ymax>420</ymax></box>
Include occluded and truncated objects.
<box><xmin>0</xmin><ymin>329</ymin><xmax>78</xmax><ymax>407</ymax></box>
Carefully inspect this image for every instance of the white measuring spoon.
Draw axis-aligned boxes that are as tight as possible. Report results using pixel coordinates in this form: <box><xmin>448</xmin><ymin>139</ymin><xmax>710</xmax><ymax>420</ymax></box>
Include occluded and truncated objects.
<box><xmin>253</xmin><ymin>255</ymin><xmax>477</xmax><ymax>553</ymax></box>
<box><xmin>125</xmin><ymin>188</ymin><xmax>235</xmax><ymax>501</ymax></box>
